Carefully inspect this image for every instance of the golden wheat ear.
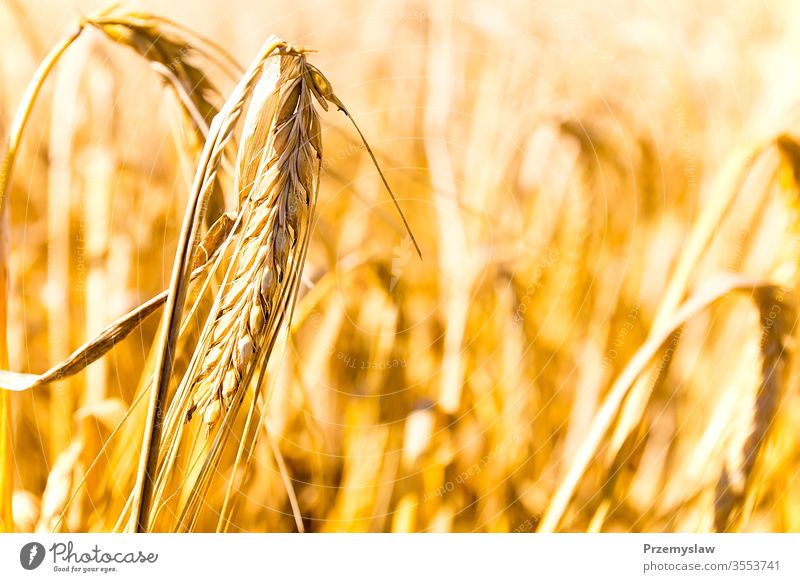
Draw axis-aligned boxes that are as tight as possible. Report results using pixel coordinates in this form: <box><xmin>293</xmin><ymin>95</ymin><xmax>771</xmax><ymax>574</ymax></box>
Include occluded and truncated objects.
<box><xmin>713</xmin><ymin>286</ymin><xmax>795</xmax><ymax>532</ymax></box>
<box><xmin>124</xmin><ymin>47</ymin><xmax>319</xmax><ymax>532</ymax></box>
<box><xmin>303</xmin><ymin>63</ymin><xmax>423</xmax><ymax>260</ymax></box>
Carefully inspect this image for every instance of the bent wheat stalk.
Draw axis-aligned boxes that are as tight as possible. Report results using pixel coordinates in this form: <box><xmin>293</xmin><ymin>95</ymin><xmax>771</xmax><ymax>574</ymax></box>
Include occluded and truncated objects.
<box><xmin>0</xmin><ymin>211</ymin><xmax>233</xmax><ymax>393</ymax></box>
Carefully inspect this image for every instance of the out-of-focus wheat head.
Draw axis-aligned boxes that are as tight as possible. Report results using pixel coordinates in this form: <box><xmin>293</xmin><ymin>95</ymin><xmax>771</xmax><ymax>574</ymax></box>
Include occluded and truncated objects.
<box><xmin>2</xmin><ymin>0</ymin><xmax>800</xmax><ymax>533</ymax></box>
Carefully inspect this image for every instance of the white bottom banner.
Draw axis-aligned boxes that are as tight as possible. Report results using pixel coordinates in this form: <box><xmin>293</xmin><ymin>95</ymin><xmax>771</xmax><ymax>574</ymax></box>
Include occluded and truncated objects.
<box><xmin>0</xmin><ymin>534</ymin><xmax>797</xmax><ymax>581</ymax></box>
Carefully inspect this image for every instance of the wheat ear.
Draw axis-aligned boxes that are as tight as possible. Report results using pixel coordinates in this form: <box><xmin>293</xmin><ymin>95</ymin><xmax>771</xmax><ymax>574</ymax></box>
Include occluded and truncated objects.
<box><xmin>150</xmin><ymin>48</ymin><xmax>323</xmax><ymax>532</ymax></box>
<box><xmin>130</xmin><ymin>36</ymin><xmax>299</xmax><ymax>531</ymax></box>
<box><xmin>714</xmin><ymin>287</ymin><xmax>794</xmax><ymax>531</ymax></box>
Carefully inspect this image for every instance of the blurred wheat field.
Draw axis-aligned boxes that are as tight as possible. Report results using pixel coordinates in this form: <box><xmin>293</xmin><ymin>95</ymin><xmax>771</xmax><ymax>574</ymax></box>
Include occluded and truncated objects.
<box><xmin>1</xmin><ymin>0</ymin><xmax>800</xmax><ymax>533</ymax></box>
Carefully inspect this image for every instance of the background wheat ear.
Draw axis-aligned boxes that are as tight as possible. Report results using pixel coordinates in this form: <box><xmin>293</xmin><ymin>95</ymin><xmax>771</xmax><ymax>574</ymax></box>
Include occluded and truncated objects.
<box><xmin>714</xmin><ymin>287</ymin><xmax>795</xmax><ymax>532</ymax></box>
<box><xmin>86</xmin><ymin>6</ymin><xmax>238</xmax><ymax>221</ymax></box>
<box><xmin>87</xmin><ymin>6</ymin><xmax>230</xmax><ymax>128</ymax></box>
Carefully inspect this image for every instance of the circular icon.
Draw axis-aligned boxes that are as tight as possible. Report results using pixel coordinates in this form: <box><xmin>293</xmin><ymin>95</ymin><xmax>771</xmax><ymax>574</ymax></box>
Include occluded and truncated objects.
<box><xmin>19</xmin><ymin>542</ymin><xmax>46</xmax><ymax>570</ymax></box>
